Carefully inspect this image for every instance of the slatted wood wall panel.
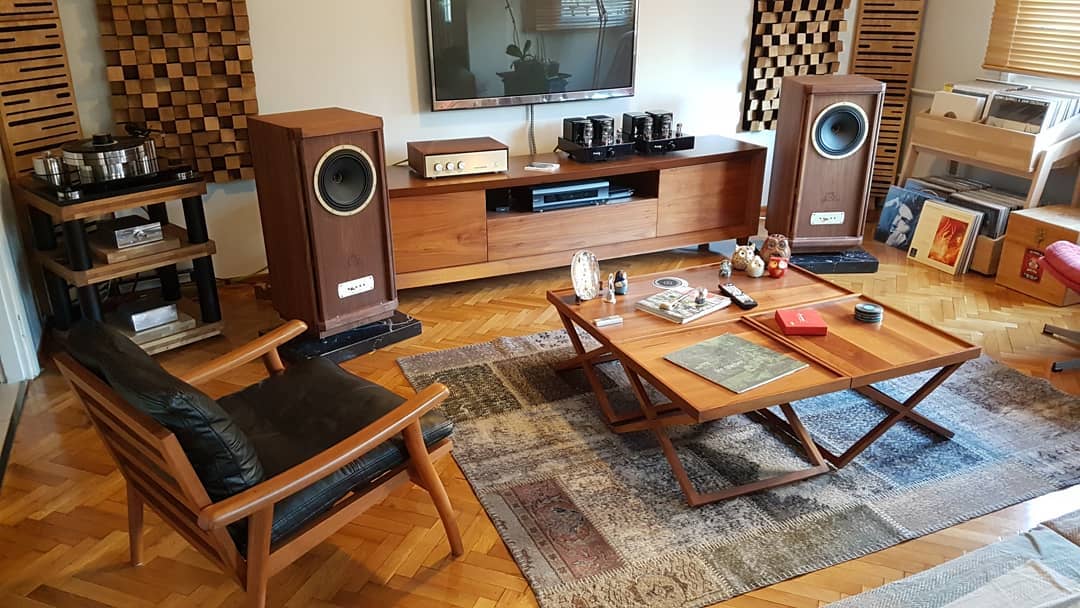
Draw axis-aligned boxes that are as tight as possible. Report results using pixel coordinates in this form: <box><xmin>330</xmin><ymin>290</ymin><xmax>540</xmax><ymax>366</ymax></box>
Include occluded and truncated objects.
<box><xmin>0</xmin><ymin>0</ymin><xmax>82</xmax><ymax>181</ymax></box>
<box><xmin>96</xmin><ymin>0</ymin><xmax>258</xmax><ymax>183</ymax></box>
<box><xmin>848</xmin><ymin>0</ymin><xmax>926</xmax><ymax>203</ymax></box>
<box><xmin>743</xmin><ymin>0</ymin><xmax>850</xmax><ymax>132</ymax></box>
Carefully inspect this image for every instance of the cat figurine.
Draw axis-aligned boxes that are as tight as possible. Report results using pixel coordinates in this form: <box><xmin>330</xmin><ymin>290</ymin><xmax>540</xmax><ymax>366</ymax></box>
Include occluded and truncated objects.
<box><xmin>760</xmin><ymin>234</ymin><xmax>791</xmax><ymax>261</ymax></box>
<box><xmin>745</xmin><ymin>255</ymin><xmax>766</xmax><ymax>278</ymax></box>
<box><xmin>730</xmin><ymin>245</ymin><xmax>757</xmax><ymax>270</ymax></box>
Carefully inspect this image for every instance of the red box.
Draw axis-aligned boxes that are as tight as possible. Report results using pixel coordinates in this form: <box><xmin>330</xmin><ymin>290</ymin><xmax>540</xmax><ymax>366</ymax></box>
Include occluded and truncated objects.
<box><xmin>775</xmin><ymin>308</ymin><xmax>828</xmax><ymax>336</ymax></box>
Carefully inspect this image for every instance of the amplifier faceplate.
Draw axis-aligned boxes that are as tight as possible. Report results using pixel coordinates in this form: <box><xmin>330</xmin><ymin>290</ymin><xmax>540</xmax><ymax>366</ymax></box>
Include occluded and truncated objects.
<box><xmin>413</xmin><ymin>149</ymin><xmax>509</xmax><ymax>179</ymax></box>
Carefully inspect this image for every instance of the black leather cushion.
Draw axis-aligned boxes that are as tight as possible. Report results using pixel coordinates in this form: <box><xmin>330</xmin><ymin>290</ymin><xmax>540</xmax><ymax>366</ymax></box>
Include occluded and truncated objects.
<box><xmin>218</xmin><ymin>357</ymin><xmax>453</xmax><ymax>551</ymax></box>
<box><xmin>65</xmin><ymin>322</ymin><xmax>265</xmax><ymax>502</ymax></box>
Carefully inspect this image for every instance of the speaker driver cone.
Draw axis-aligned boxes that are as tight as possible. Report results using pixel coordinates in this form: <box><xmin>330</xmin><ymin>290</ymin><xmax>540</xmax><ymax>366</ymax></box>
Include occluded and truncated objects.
<box><xmin>313</xmin><ymin>144</ymin><xmax>377</xmax><ymax>216</ymax></box>
<box><xmin>811</xmin><ymin>102</ymin><xmax>869</xmax><ymax>160</ymax></box>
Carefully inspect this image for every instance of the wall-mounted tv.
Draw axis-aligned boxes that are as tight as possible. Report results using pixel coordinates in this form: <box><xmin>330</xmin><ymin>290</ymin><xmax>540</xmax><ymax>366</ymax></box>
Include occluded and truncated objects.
<box><xmin>426</xmin><ymin>0</ymin><xmax>638</xmax><ymax>111</ymax></box>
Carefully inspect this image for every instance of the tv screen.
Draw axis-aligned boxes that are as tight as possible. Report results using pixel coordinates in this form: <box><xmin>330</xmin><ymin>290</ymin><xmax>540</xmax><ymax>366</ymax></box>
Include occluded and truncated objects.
<box><xmin>426</xmin><ymin>0</ymin><xmax>638</xmax><ymax>111</ymax></box>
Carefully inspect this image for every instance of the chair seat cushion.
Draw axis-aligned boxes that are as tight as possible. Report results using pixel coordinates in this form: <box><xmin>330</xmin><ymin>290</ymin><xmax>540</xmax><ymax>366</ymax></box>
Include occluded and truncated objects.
<box><xmin>1041</xmin><ymin>240</ymin><xmax>1080</xmax><ymax>293</ymax></box>
<box><xmin>218</xmin><ymin>357</ymin><xmax>453</xmax><ymax>551</ymax></box>
<box><xmin>66</xmin><ymin>322</ymin><xmax>265</xmax><ymax>503</ymax></box>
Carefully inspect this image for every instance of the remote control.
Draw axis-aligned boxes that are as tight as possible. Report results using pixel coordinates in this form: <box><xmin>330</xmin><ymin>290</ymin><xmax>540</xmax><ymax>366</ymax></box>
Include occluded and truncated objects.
<box><xmin>719</xmin><ymin>283</ymin><xmax>758</xmax><ymax>310</ymax></box>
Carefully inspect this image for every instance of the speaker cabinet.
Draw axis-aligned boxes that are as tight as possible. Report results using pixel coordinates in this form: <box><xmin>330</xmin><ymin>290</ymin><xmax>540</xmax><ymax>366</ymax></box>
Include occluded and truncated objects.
<box><xmin>249</xmin><ymin>108</ymin><xmax>397</xmax><ymax>338</ymax></box>
<box><xmin>766</xmin><ymin>75</ymin><xmax>885</xmax><ymax>252</ymax></box>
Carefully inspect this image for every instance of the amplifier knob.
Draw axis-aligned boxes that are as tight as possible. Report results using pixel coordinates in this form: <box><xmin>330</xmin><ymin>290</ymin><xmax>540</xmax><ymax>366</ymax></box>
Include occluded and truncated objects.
<box><xmin>434</xmin><ymin>163</ymin><xmax>443</xmax><ymax>172</ymax></box>
<box><xmin>456</xmin><ymin>161</ymin><xmax>466</xmax><ymax>170</ymax></box>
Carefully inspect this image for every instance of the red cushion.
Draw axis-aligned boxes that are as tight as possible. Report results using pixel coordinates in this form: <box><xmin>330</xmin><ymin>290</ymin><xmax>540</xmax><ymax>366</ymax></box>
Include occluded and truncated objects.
<box><xmin>1041</xmin><ymin>240</ymin><xmax>1080</xmax><ymax>293</ymax></box>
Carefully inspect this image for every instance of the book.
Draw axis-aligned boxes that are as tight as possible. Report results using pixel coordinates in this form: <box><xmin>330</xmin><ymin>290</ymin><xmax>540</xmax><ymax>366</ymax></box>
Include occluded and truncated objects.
<box><xmin>664</xmin><ymin>333</ymin><xmax>808</xmax><ymax>394</ymax></box>
<box><xmin>906</xmin><ymin>200</ymin><xmax>984</xmax><ymax>276</ymax></box>
<box><xmin>775</xmin><ymin>308</ymin><xmax>828</xmax><ymax>336</ymax></box>
<box><xmin>635</xmin><ymin>287</ymin><xmax>731</xmax><ymax>324</ymax></box>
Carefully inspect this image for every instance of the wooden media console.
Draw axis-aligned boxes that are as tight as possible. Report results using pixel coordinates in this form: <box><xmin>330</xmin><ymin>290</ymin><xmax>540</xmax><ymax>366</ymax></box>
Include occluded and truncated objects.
<box><xmin>386</xmin><ymin>135</ymin><xmax>767</xmax><ymax>288</ymax></box>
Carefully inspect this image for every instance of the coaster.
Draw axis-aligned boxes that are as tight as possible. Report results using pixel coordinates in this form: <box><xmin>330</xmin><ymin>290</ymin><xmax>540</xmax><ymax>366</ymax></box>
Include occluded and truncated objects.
<box><xmin>653</xmin><ymin>277</ymin><xmax>689</xmax><ymax>289</ymax></box>
<box><xmin>855</xmin><ymin>302</ymin><xmax>884</xmax><ymax>323</ymax></box>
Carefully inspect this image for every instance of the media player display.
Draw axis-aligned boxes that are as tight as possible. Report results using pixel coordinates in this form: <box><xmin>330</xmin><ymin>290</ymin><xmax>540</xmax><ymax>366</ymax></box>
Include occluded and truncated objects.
<box><xmin>427</xmin><ymin>0</ymin><xmax>637</xmax><ymax>110</ymax></box>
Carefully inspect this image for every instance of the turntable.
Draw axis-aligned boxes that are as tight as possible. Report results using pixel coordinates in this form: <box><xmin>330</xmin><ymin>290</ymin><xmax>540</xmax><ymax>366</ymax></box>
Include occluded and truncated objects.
<box><xmin>29</xmin><ymin>126</ymin><xmax>202</xmax><ymax>204</ymax></box>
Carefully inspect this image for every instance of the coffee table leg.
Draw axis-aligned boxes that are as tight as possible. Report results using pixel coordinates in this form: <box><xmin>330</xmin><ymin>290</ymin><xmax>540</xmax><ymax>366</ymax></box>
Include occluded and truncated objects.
<box><xmin>758</xmin><ymin>363</ymin><xmax>962</xmax><ymax>469</ymax></box>
<box><xmin>555</xmin><ymin>310</ymin><xmax>621</xmax><ymax>425</ymax></box>
<box><xmin>624</xmin><ymin>368</ymin><xmax>830</xmax><ymax>507</ymax></box>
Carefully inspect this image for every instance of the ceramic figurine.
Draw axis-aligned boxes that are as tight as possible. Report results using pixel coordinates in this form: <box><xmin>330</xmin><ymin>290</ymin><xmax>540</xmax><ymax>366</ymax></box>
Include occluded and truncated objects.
<box><xmin>603</xmin><ymin>273</ymin><xmax>617</xmax><ymax>303</ymax></box>
<box><xmin>767</xmin><ymin>255</ymin><xmax>788</xmax><ymax>278</ymax></box>
<box><xmin>745</xmin><ymin>255</ymin><xmax>766</xmax><ymax>278</ymax></box>
<box><xmin>760</xmin><ymin>234</ymin><xmax>792</xmax><ymax>261</ymax></box>
<box><xmin>694</xmin><ymin>287</ymin><xmax>708</xmax><ymax>305</ymax></box>
<box><xmin>730</xmin><ymin>245</ymin><xmax>757</xmax><ymax>271</ymax></box>
<box><xmin>614</xmin><ymin>270</ymin><xmax>629</xmax><ymax>295</ymax></box>
<box><xmin>718</xmin><ymin>259</ymin><xmax>733</xmax><ymax>279</ymax></box>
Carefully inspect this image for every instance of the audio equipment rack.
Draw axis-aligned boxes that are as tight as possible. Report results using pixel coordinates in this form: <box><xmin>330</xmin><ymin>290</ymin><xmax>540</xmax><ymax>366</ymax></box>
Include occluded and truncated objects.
<box><xmin>385</xmin><ymin>136</ymin><xmax>767</xmax><ymax>289</ymax></box>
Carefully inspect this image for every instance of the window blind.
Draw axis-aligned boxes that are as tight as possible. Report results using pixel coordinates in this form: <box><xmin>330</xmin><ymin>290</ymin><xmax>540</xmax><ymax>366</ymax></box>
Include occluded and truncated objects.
<box><xmin>524</xmin><ymin>0</ymin><xmax>635</xmax><ymax>32</ymax></box>
<box><xmin>983</xmin><ymin>0</ymin><xmax>1080</xmax><ymax>80</ymax></box>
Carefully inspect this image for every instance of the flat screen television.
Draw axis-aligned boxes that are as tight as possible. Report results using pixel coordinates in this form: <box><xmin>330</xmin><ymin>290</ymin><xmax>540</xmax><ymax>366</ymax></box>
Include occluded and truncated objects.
<box><xmin>426</xmin><ymin>0</ymin><xmax>638</xmax><ymax>111</ymax></box>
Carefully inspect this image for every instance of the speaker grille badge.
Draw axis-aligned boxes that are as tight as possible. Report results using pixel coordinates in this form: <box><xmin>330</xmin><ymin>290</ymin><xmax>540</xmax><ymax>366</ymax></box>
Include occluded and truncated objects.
<box><xmin>338</xmin><ymin>275</ymin><xmax>375</xmax><ymax>299</ymax></box>
<box><xmin>810</xmin><ymin>211</ymin><xmax>845</xmax><ymax>226</ymax></box>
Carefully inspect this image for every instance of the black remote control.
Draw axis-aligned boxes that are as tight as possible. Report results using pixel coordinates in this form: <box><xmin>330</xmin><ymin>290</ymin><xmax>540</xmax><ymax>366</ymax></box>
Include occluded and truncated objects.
<box><xmin>719</xmin><ymin>282</ymin><xmax>758</xmax><ymax>310</ymax></box>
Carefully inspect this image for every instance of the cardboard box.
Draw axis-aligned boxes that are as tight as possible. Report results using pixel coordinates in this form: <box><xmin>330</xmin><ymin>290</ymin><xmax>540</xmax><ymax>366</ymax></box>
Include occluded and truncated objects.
<box><xmin>970</xmin><ymin>234</ymin><xmax>1005</xmax><ymax>276</ymax></box>
<box><xmin>996</xmin><ymin>205</ymin><xmax>1080</xmax><ymax>306</ymax></box>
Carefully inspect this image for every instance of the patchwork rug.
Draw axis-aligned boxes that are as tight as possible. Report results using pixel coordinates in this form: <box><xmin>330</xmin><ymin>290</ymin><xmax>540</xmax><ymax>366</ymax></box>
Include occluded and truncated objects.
<box><xmin>398</xmin><ymin>330</ymin><xmax>1080</xmax><ymax>608</ymax></box>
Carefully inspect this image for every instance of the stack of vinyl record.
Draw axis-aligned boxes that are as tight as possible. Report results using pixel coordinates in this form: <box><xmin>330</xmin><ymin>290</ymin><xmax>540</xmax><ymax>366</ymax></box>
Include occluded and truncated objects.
<box><xmin>854</xmin><ymin>303</ymin><xmax>884</xmax><ymax>324</ymax></box>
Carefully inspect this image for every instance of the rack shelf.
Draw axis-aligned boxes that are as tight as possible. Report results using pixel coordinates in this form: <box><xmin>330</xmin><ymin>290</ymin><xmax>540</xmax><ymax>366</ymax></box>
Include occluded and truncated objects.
<box><xmin>899</xmin><ymin>112</ymin><xmax>1080</xmax><ymax>208</ymax></box>
<box><xmin>36</xmin><ymin>235</ymin><xmax>217</xmax><ymax>287</ymax></box>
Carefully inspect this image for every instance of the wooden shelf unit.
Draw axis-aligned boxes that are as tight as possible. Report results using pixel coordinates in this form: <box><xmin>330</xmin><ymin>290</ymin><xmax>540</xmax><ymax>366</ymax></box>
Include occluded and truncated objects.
<box><xmin>386</xmin><ymin>136</ymin><xmax>767</xmax><ymax>288</ymax></box>
<box><xmin>15</xmin><ymin>176</ymin><xmax>224</xmax><ymax>354</ymax></box>
<box><xmin>898</xmin><ymin>112</ymin><xmax>1080</xmax><ymax>208</ymax></box>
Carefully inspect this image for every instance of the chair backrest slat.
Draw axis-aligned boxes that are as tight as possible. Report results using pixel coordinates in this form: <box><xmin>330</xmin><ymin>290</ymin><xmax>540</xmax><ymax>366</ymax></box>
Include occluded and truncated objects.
<box><xmin>54</xmin><ymin>353</ymin><xmax>242</xmax><ymax>579</ymax></box>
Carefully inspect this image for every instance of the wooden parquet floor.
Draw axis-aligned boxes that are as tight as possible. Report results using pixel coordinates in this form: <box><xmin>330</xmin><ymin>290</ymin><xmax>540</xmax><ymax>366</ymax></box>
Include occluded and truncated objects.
<box><xmin>3</xmin><ymin>237</ymin><xmax>1079</xmax><ymax>608</ymax></box>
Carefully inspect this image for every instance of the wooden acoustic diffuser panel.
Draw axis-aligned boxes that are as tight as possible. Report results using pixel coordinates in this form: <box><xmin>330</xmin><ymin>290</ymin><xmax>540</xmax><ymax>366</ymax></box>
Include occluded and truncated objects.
<box><xmin>848</xmin><ymin>0</ymin><xmax>926</xmax><ymax>203</ymax></box>
<box><xmin>97</xmin><ymin>0</ymin><xmax>258</xmax><ymax>183</ymax></box>
<box><xmin>249</xmin><ymin>108</ymin><xmax>397</xmax><ymax>339</ymax></box>
<box><xmin>743</xmin><ymin>0</ymin><xmax>850</xmax><ymax>132</ymax></box>
<box><xmin>766</xmin><ymin>75</ymin><xmax>885</xmax><ymax>252</ymax></box>
<box><xmin>0</xmin><ymin>0</ymin><xmax>82</xmax><ymax>180</ymax></box>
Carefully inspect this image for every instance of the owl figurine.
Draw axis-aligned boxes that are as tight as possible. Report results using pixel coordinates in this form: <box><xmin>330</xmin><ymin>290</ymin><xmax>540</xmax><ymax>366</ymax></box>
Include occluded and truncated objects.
<box><xmin>767</xmin><ymin>255</ymin><xmax>788</xmax><ymax>278</ymax></box>
<box><xmin>745</xmin><ymin>255</ymin><xmax>766</xmax><ymax>278</ymax></box>
<box><xmin>760</xmin><ymin>234</ymin><xmax>792</xmax><ymax>261</ymax></box>
<box><xmin>730</xmin><ymin>245</ymin><xmax>757</xmax><ymax>271</ymax></box>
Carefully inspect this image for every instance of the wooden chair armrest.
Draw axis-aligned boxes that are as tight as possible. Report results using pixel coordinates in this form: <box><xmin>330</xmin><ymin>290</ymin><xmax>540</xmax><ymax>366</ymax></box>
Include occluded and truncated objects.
<box><xmin>180</xmin><ymin>320</ymin><xmax>307</xmax><ymax>385</ymax></box>
<box><xmin>197</xmin><ymin>382</ymin><xmax>450</xmax><ymax>530</ymax></box>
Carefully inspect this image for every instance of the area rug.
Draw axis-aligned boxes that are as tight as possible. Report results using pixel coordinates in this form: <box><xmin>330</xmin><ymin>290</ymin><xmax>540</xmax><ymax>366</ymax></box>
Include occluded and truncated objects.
<box><xmin>397</xmin><ymin>330</ymin><xmax>1080</xmax><ymax>608</ymax></box>
<box><xmin>825</xmin><ymin>510</ymin><xmax>1080</xmax><ymax>607</ymax></box>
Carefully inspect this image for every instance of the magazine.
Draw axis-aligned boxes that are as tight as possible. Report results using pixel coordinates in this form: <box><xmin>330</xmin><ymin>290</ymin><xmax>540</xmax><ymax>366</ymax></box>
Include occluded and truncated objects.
<box><xmin>635</xmin><ymin>287</ymin><xmax>731</xmax><ymax>324</ymax></box>
<box><xmin>664</xmin><ymin>333</ymin><xmax>808</xmax><ymax>394</ymax></box>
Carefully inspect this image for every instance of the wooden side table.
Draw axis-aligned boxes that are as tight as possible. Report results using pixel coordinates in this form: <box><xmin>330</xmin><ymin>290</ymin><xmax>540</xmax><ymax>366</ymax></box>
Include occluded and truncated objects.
<box><xmin>16</xmin><ymin>176</ymin><xmax>224</xmax><ymax>352</ymax></box>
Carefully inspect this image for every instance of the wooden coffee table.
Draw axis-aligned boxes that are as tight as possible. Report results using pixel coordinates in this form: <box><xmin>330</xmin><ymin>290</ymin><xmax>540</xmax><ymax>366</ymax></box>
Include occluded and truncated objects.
<box><xmin>547</xmin><ymin>261</ymin><xmax>981</xmax><ymax>507</ymax></box>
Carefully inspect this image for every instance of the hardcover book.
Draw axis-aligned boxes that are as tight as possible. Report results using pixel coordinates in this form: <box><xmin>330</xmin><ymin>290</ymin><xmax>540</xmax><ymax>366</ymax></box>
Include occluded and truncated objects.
<box><xmin>635</xmin><ymin>288</ymin><xmax>731</xmax><ymax>324</ymax></box>
<box><xmin>664</xmin><ymin>333</ymin><xmax>808</xmax><ymax>394</ymax></box>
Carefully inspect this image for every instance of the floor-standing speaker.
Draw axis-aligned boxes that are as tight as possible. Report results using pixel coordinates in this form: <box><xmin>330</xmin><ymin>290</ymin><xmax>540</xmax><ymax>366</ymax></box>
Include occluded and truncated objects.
<box><xmin>249</xmin><ymin>108</ymin><xmax>397</xmax><ymax>338</ymax></box>
<box><xmin>766</xmin><ymin>75</ymin><xmax>885</xmax><ymax>252</ymax></box>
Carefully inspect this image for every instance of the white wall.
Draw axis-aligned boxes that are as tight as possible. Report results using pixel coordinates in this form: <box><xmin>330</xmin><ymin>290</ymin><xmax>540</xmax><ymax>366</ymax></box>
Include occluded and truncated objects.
<box><xmin>0</xmin><ymin>154</ymin><xmax>42</xmax><ymax>381</ymax></box>
<box><xmin>60</xmin><ymin>0</ymin><xmax>856</xmax><ymax>279</ymax></box>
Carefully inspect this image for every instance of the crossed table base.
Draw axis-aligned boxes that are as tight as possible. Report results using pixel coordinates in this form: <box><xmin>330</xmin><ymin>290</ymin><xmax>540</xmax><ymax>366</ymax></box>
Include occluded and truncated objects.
<box><xmin>548</xmin><ymin>263</ymin><xmax>980</xmax><ymax>507</ymax></box>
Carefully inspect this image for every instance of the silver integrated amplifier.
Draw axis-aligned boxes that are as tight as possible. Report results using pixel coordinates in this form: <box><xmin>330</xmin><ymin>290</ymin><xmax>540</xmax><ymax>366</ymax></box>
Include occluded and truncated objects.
<box><xmin>406</xmin><ymin>136</ymin><xmax>509</xmax><ymax>179</ymax></box>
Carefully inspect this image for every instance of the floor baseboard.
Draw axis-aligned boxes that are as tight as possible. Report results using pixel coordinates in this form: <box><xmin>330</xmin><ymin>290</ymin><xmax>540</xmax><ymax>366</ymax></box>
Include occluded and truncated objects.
<box><xmin>0</xmin><ymin>381</ymin><xmax>28</xmax><ymax>489</ymax></box>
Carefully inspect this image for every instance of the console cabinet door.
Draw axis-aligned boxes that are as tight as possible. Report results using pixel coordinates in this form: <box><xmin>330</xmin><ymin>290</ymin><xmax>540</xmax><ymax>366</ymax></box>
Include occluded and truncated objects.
<box><xmin>658</xmin><ymin>161</ymin><xmax>760</xmax><ymax>236</ymax></box>
<box><xmin>390</xmin><ymin>191</ymin><xmax>487</xmax><ymax>273</ymax></box>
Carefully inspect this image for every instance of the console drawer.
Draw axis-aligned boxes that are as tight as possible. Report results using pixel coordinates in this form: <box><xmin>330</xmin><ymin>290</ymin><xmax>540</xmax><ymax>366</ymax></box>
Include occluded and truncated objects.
<box><xmin>487</xmin><ymin>198</ymin><xmax>658</xmax><ymax>260</ymax></box>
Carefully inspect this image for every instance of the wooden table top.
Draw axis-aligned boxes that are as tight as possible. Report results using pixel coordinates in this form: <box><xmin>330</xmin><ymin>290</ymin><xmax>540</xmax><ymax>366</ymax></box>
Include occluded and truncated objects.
<box><xmin>548</xmin><ymin>259</ymin><xmax>981</xmax><ymax>423</ymax></box>
<box><xmin>546</xmin><ymin>261</ymin><xmax>853</xmax><ymax>345</ymax></box>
